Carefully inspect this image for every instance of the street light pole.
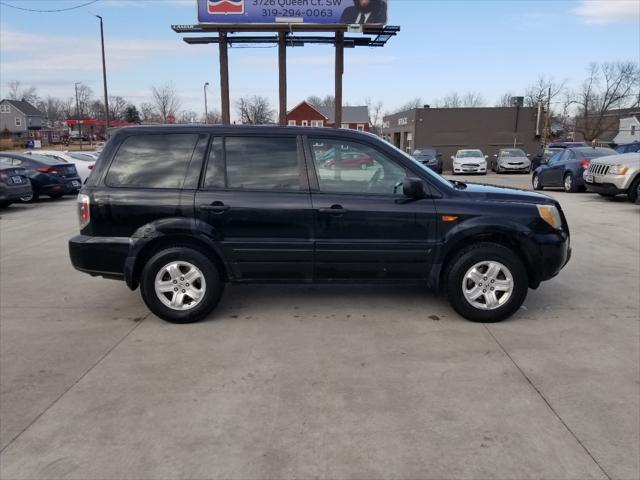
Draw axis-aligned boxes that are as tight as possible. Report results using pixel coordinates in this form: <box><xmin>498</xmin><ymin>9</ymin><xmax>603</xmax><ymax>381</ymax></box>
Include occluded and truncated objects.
<box><xmin>74</xmin><ymin>82</ymin><xmax>83</xmax><ymax>151</ymax></box>
<box><xmin>204</xmin><ymin>82</ymin><xmax>209</xmax><ymax>124</ymax></box>
<box><xmin>95</xmin><ymin>15</ymin><xmax>109</xmax><ymax>133</ymax></box>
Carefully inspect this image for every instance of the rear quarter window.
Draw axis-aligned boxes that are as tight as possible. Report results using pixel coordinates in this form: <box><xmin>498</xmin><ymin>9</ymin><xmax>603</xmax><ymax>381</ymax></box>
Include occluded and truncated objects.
<box><xmin>106</xmin><ymin>133</ymin><xmax>198</xmax><ymax>188</ymax></box>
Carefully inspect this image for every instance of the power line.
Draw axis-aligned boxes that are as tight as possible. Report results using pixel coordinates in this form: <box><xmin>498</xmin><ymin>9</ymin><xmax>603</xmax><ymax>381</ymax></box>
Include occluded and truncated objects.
<box><xmin>0</xmin><ymin>0</ymin><xmax>99</xmax><ymax>12</ymax></box>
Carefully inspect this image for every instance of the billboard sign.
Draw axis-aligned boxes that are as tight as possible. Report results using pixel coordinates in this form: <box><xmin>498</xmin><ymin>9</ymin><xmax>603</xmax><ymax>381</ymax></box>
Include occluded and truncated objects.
<box><xmin>197</xmin><ymin>0</ymin><xmax>388</xmax><ymax>25</ymax></box>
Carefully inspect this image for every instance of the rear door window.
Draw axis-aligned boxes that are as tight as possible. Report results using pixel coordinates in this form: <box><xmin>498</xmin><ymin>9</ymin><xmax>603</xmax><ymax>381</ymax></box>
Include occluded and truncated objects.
<box><xmin>203</xmin><ymin>136</ymin><xmax>302</xmax><ymax>191</ymax></box>
<box><xmin>106</xmin><ymin>133</ymin><xmax>198</xmax><ymax>188</ymax></box>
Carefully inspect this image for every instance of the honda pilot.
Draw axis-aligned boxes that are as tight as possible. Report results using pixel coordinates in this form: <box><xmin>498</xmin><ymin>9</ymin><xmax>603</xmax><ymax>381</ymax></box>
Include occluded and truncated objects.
<box><xmin>69</xmin><ymin>126</ymin><xmax>571</xmax><ymax>323</ymax></box>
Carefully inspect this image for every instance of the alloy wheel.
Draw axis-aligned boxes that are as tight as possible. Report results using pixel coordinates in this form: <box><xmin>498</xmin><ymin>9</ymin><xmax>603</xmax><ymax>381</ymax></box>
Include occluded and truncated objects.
<box><xmin>154</xmin><ymin>261</ymin><xmax>206</xmax><ymax>311</ymax></box>
<box><xmin>462</xmin><ymin>261</ymin><xmax>514</xmax><ymax>310</ymax></box>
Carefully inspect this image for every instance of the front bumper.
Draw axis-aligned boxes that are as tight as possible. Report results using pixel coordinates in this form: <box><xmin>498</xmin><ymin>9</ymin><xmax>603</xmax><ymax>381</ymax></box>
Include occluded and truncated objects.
<box><xmin>69</xmin><ymin>234</ymin><xmax>130</xmax><ymax>280</ymax></box>
<box><xmin>453</xmin><ymin>164</ymin><xmax>486</xmax><ymax>173</ymax></box>
<box><xmin>584</xmin><ymin>173</ymin><xmax>630</xmax><ymax>194</ymax></box>
<box><xmin>498</xmin><ymin>162</ymin><xmax>530</xmax><ymax>172</ymax></box>
<box><xmin>522</xmin><ymin>230</ymin><xmax>571</xmax><ymax>286</ymax></box>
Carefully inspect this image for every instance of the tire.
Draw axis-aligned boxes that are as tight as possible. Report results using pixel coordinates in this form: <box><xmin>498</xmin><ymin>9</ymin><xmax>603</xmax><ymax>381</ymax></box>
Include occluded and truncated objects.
<box><xmin>20</xmin><ymin>187</ymin><xmax>39</xmax><ymax>203</ymax></box>
<box><xmin>532</xmin><ymin>174</ymin><xmax>543</xmax><ymax>190</ymax></box>
<box><xmin>444</xmin><ymin>242</ymin><xmax>528</xmax><ymax>323</ymax></box>
<box><xmin>628</xmin><ymin>175</ymin><xmax>640</xmax><ymax>204</ymax></box>
<box><xmin>0</xmin><ymin>201</ymin><xmax>11</xmax><ymax>208</ymax></box>
<box><xmin>48</xmin><ymin>193</ymin><xmax>63</xmax><ymax>199</ymax></box>
<box><xmin>140</xmin><ymin>246</ymin><xmax>224</xmax><ymax>323</ymax></box>
<box><xmin>563</xmin><ymin>172</ymin><xmax>578</xmax><ymax>193</ymax></box>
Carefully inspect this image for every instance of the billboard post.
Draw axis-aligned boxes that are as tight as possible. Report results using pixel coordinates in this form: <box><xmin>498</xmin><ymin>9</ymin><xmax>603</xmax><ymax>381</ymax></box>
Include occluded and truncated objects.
<box><xmin>219</xmin><ymin>32</ymin><xmax>230</xmax><ymax>124</ymax></box>
<box><xmin>334</xmin><ymin>31</ymin><xmax>344</xmax><ymax>129</ymax></box>
<box><xmin>278</xmin><ymin>32</ymin><xmax>287</xmax><ymax>126</ymax></box>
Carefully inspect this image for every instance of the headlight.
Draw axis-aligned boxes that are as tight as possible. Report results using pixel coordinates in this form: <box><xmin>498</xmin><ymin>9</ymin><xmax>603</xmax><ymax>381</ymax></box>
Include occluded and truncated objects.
<box><xmin>537</xmin><ymin>205</ymin><xmax>562</xmax><ymax>229</ymax></box>
<box><xmin>608</xmin><ymin>165</ymin><xmax>628</xmax><ymax>175</ymax></box>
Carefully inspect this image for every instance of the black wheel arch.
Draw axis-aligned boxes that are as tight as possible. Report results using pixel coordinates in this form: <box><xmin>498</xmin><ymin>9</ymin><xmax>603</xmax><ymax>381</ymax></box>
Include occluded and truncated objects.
<box><xmin>124</xmin><ymin>219</ymin><xmax>231</xmax><ymax>290</ymax></box>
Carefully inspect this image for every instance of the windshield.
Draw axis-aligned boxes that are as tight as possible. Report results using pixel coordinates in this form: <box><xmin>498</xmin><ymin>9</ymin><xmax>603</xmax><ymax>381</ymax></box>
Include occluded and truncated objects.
<box><xmin>380</xmin><ymin>138</ymin><xmax>453</xmax><ymax>189</ymax></box>
<box><xmin>500</xmin><ymin>149</ymin><xmax>526</xmax><ymax>157</ymax></box>
<box><xmin>457</xmin><ymin>150</ymin><xmax>483</xmax><ymax>158</ymax></box>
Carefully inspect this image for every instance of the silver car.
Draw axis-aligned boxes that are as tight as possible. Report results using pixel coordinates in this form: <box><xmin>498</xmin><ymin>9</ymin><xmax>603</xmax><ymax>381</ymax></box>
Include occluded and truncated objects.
<box><xmin>493</xmin><ymin>148</ymin><xmax>531</xmax><ymax>174</ymax></box>
<box><xmin>584</xmin><ymin>152</ymin><xmax>640</xmax><ymax>204</ymax></box>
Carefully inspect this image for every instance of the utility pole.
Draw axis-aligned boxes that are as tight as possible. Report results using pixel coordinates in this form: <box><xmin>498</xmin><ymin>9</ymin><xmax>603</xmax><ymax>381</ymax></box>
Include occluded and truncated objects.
<box><xmin>95</xmin><ymin>15</ymin><xmax>109</xmax><ymax>133</ymax></box>
<box><xmin>75</xmin><ymin>82</ymin><xmax>83</xmax><ymax>151</ymax></box>
<box><xmin>542</xmin><ymin>86</ymin><xmax>551</xmax><ymax>148</ymax></box>
<box><xmin>204</xmin><ymin>82</ymin><xmax>209</xmax><ymax>123</ymax></box>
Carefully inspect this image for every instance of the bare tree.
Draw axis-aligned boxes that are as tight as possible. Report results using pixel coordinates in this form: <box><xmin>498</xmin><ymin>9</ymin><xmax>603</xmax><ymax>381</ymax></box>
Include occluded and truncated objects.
<box><xmin>204</xmin><ymin>109</ymin><xmax>222</xmax><ymax>124</ymax></box>
<box><xmin>72</xmin><ymin>85</ymin><xmax>93</xmax><ymax>119</ymax></box>
<box><xmin>524</xmin><ymin>76</ymin><xmax>566</xmax><ymax>108</ymax></box>
<box><xmin>36</xmin><ymin>96</ymin><xmax>66</xmax><ymax>124</ymax></box>
<box><xmin>495</xmin><ymin>92</ymin><xmax>515</xmax><ymax>107</ymax></box>
<box><xmin>462</xmin><ymin>91</ymin><xmax>485</xmax><ymax>107</ymax></box>
<box><xmin>436</xmin><ymin>92</ymin><xmax>461</xmax><ymax>108</ymax></box>
<box><xmin>140</xmin><ymin>102</ymin><xmax>160</xmax><ymax>123</ymax></box>
<box><xmin>571</xmin><ymin>62</ymin><xmax>640</xmax><ymax>142</ymax></box>
<box><xmin>180</xmin><ymin>110</ymin><xmax>199</xmax><ymax>124</ymax></box>
<box><xmin>236</xmin><ymin>95</ymin><xmax>275</xmax><ymax>124</ymax></box>
<box><xmin>108</xmin><ymin>95</ymin><xmax>128</xmax><ymax>121</ymax></box>
<box><xmin>88</xmin><ymin>99</ymin><xmax>104</xmax><ymax>119</ymax></box>
<box><xmin>307</xmin><ymin>95</ymin><xmax>335</xmax><ymax>108</ymax></box>
<box><xmin>151</xmin><ymin>82</ymin><xmax>181</xmax><ymax>123</ymax></box>
<box><xmin>364</xmin><ymin>96</ymin><xmax>384</xmax><ymax>134</ymax></box>
<box><xmin>393</xmin><ymin>97</ymin><xmax>423</xmax><ymax>113</ymax></box>
<box><xmin>7</xmin><ymin>80</ymin><xmax>39</xmax><ymax>104</ymax></box>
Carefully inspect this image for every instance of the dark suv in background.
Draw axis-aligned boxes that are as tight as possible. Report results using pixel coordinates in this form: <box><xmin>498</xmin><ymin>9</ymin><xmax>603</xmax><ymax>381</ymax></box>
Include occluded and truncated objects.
<box><xmin>412</xmin><ymin>148</ymin><xmax>443</xmax><ymax>174</ymax></box>
<box><xmin>69</xmin><ymin>126</ymin><xmax>570</xmax><ymax>324</ymax></box>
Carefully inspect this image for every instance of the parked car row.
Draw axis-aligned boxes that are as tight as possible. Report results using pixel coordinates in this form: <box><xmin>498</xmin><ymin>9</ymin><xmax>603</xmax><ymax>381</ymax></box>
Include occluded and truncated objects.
<box><xmin>0</xmin><ymin>150</ymin><xmax>99</xmax><ymax>207</ymax></box>
<box><xmin>532</xmin><ymin>144</ymin><xmax>640</xmax><ymax>204</ymax></box>
<box><xmin>412</xmin><ymin>148</ymin><xmax>533</xmax><ymax>176</ymax></box>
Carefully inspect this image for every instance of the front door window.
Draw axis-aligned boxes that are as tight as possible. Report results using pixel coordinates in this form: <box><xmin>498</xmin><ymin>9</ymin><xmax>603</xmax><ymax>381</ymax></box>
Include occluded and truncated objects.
<box><xmin>308</xmin><ymin>138</ymin><xmax>407</xmax><ymax>195</ymax></box>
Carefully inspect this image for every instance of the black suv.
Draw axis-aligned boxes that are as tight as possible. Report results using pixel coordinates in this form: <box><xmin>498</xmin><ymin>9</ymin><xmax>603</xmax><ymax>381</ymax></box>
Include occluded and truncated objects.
<box><xmin>69</xmin><ymin>126</ymin><xmax>570</xmax><ymax>323</ymax></box>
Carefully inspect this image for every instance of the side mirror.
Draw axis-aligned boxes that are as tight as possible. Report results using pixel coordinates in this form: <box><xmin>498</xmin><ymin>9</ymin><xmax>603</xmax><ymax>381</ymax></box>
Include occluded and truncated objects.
<box><xmin>403</xmin><ymin>177</ymin><xmax>425</xmax><ymax>198</ymax></box>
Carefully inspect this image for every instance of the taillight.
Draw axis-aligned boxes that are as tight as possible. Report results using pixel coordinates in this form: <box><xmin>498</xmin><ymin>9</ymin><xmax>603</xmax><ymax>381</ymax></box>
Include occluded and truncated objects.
<box><xmin>88</xmin><ymin>165</ymin><xmax>93</xmax><ymax>170</ymax></box>
<box><xmin>581</xmin><ymin>160</ymin><xmax>590</xmax><ymax>168</ymax></box>
<box><xmin>37</xmin><ymin>166</ymin><xmax>55</xmax><ymax>173</ymax></box>
<box><xmin>77</xmin><ymin>194</ymin><xmax>90</xmax><ymax>228</ymax></box>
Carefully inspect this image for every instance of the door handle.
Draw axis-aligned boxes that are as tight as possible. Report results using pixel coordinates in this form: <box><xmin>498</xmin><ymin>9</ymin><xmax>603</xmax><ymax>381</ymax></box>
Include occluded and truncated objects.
<box><xmin>318</xmin><ymin>205</ymin><xmax>348</xmax><ymax>214</ymax></box>
<box><xmin>199</xmin><ymin>202</ymin><xmax>229</xmax><ymax>213</ymax></box>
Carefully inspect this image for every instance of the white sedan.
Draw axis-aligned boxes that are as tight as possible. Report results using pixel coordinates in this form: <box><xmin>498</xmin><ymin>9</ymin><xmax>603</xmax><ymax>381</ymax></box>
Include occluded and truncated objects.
<box><xmin>451</xmin><ymin>149</ymin><xmax>488</xmax><ymax>175</ymax></box>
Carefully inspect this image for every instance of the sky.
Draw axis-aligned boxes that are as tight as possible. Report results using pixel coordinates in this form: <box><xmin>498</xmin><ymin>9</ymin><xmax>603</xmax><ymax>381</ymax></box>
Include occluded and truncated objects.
<box><xmin>1</xmin><ymin>0</ymin><xmax>639</xmax><ymax>121</ymax></box>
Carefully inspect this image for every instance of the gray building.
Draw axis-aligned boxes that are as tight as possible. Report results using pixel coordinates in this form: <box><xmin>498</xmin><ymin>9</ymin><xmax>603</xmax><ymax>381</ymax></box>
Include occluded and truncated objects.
<box><xmin>382</xmin><ymin>106</ymin><xmax>542</xmax><ymax>170</ymax></box>
<box><xmin>0</xmin><ymin>99</ymin><xmax>45</xmax><ymax>144</ymax></box>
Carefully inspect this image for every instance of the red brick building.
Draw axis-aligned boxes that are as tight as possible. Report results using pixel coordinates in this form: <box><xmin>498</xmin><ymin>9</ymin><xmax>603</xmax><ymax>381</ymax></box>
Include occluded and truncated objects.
<box><xmin>286</xmin><ymin>101</ymin><xmax>370</xmax><ymax>131</ymax></box>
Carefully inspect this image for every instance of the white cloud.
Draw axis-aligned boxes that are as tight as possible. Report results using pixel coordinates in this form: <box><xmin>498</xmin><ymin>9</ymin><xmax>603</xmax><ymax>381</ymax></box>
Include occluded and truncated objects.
<box><xmin>0</xmin><ymin>28</ymin><xmax>190</xmax><ymax>74</ymax></box>
<box><xmin>573</xmin><ymin>0</ymin><xmax>640</xmax><ymax>24</ymax></box>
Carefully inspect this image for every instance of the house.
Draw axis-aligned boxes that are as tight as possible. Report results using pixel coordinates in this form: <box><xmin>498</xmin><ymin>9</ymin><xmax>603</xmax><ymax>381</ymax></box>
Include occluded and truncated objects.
<box><xmin>286</xmin><ymin>101</ymin><xmax>370</xmax><ymax>131</ymax></box>
<box><xmin>382</xmin><ymin>106</ymin><xmax>542</xmax><ymax>170</ymax></box>
<box><xmin>613</xmin><ymin>115</ymin><xmax>640</xmax><ymax>145</ymax></box>
<box><xmin>573</xmin><ymin>107</ymin><xmax>640</xmax><ymax>144</ymax></box>
<box><xmin>0</xmin><ymin>99</ymin><xmax>45</xmax><ymax>145</ymax></box>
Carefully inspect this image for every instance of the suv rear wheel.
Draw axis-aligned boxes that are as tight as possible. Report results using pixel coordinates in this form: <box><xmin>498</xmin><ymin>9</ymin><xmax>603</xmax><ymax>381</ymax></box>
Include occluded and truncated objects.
<box><xmin>444</xmin><ymin>242</ymin><xmax>528</xmax><ymax>322</ymax></box>
<box><xmin>140</xmin><ymin>246</ymin><xmax>224</xmax><ymax>323</ymax></box>
<box><xmin>532</xmin><ymin>173</ymin><xmax>543</xmax><ymax>190</ymax></box>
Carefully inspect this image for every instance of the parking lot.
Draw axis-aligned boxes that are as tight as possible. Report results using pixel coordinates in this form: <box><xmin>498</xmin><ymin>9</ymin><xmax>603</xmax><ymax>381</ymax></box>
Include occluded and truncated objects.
<box><xmin>0</xmin><ymin>172</ymin><xmax>638</xmax><ymax>479</ymax></box>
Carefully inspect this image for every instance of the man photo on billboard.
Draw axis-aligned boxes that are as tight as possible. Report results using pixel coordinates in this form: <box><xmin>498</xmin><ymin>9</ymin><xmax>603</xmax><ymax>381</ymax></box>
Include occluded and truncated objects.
<box><xmin>340</xmin><ymin>0</ymin><xmax>387</xmax><ymax>24</ymax></box>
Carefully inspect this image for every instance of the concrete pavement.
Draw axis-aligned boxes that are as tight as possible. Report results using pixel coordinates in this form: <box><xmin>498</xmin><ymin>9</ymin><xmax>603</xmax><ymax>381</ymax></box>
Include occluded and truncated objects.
<box><xmin>1</xmin><ymin>173</ymin><xmax>638</xmax><ymax>479</ymax></box>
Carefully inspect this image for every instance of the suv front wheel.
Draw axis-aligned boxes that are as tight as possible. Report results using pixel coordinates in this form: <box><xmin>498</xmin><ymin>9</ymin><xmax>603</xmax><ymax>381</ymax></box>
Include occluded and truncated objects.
<box><xmin>444</xmin><ymin>243</ymin><xmax>528</xmax><ymax>322</ymax></box>
<box><xmin>140</xmin><ymin>246</ymin><xmax>224</xmax><ymax>323</ymax></box>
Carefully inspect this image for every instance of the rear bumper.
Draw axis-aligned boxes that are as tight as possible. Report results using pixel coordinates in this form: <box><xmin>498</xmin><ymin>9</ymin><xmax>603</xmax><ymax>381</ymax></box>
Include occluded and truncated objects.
<box><xmin>68</xmin><ymin>234</ymin><xmax>130</xmax><ymax>280</ymax></box>
<box><xmin>0</xmin><ymin>183</ymin><xmax>33</xmax><ymax>202</ymax></box>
